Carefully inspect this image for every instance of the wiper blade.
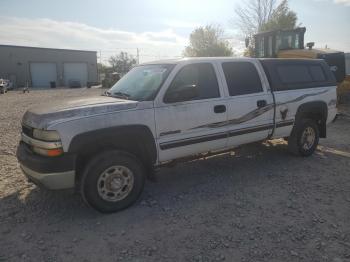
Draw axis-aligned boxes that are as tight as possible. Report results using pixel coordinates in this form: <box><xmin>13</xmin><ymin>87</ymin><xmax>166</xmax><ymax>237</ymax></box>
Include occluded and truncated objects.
<box><xmin>102</xmin><ymin>90</ymin><xmax>112</xmax><ymax>97</ymax></box>
<box><xmin>112</xmin><ymin>92</ymin><xmax>130</xmax><ymax>100</ymax></box>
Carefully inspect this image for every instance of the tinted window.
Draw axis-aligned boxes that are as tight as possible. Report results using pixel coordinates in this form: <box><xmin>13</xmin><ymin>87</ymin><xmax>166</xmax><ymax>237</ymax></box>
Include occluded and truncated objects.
<box><xmin>260</xmin><ymin>59</ymin><xmax>336</xmax><ymax>91</ymax></box>
<box><xmin>277</xmin><ymin>65</ymin><xmax>312</xmax><ymax>83</ymax></box>
<box><xmin>164</xmin><ymin>63</ymin><xmax>220</xmax><ymax>103</ymax></box>
<box><xmin>222</xmin><ymin>62</ymin><xmax>263</xmax><ymax>96</ymax></box>
<box><xmin>309</xmin><ymin>65</ymin><xmax>326</xmax><ymax>81</ymax></box>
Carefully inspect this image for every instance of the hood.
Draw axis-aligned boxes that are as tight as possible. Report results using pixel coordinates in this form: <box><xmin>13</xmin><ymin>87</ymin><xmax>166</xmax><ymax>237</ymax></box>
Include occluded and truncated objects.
<box><xmin>22</xmin><ymin>96</ymin><xmax>138</xmax><ymax>129</ymax></box>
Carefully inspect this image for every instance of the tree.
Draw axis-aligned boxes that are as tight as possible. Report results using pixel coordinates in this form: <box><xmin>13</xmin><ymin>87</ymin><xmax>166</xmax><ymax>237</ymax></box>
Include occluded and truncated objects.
<box><xmin>235</xmin><ymin>0</ymin><xmax>297</xmax><ymax>36</ymax></box>
<box><xmin>235</xmin><ymin>0</ymin><xmax>298</xmax><ymax>57</ymax></box>
<box><xmin>108</xmin><ymin>52</ymin><xmax>137</xmax><ymax>75</ymax></box>
<box><xmin>183</xmin><ymin>25</ymin><xmax>233</xmax><ymax>57</ymax></box>
<box><xmin>260</xmin><ymin>0</ymin><xmax>297</xmax><ymax>32</ymax></box>
<box><xmin>97</xmin><ymin>63</ymin><xmax>108</xmax><ymax>74</ymax></box>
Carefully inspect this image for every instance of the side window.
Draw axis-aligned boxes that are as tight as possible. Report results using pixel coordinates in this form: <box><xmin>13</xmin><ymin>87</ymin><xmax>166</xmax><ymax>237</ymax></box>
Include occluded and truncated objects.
<box><xmin>260</xmin><ymin>60</ymin><xmax>336</xmax><ymax>91</ymax></box>
<box><xmin>164</xmin><ymin>63</ymin><xmax>220</xmax><ymax>103</ymax></box>
<box><xmin>277</xmin><ymin>65</ymin><xmax>312</xmax><ymax>84</ymax></box>
<box><xmin>222</xmin><ymin>62</ymin><xmax>263</xmax><ymax>96</ymax></box>
<box><xmin>309</xmin><ymin>65</ymin><xmax>326</xmax><ymax>81</ymax></box>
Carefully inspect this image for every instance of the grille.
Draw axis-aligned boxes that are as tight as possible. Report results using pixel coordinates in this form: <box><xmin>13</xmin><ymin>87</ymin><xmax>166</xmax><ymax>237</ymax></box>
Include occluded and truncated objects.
<box><xmin>22</xmin><ymin>125</ymin><xmax>33</xmax><ymax>138</ymax></box>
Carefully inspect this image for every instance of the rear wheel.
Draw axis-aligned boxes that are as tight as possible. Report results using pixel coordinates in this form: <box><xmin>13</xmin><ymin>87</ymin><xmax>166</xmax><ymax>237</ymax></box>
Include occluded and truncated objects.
<box><xmin>81</xmin><ymin>150</ymin><xmax>145</xmax><ymax>213</ymax></box>
<box><xmin>288</xmin><ymin>119</ymin><xmax>319</xmax><ymax>157</ymax></box>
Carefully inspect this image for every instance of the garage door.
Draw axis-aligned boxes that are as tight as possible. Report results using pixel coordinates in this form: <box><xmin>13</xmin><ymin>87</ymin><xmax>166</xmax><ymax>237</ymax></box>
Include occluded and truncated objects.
<box><xmin>64</xmin><ymin>63</ymin><xmax>88</xmax><ymax>87</ymax></box>
<box><xmin>30</xmin><ymin>63</ymin><xmax>57</xmax><ymax>88</ymax></box>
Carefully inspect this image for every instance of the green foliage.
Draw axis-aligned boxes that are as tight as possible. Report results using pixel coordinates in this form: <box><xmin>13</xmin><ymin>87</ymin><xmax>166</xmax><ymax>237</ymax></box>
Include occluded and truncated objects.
<box><xmin>183</xmin><ymin>25</ymin><xmax>233</xmax><ymax>57</ymax></box>
<box><xmin>243</xmin><ymin>46</ymin><xmax>255</xmax><ymax>57</ymax></box>
<box><xmin>108</xmin><ymin>52</ymin><xmax>137</xmax><ymax>74</ymax></box>
<box><xmin>260</xmin><ymin>0</ymin><xmax>297</xmax><ymax>32</ymax></box>
<box><xmin>97</xmin><ymin>63</ymin><xmax>108</xmax><ymax>74</ymax></box>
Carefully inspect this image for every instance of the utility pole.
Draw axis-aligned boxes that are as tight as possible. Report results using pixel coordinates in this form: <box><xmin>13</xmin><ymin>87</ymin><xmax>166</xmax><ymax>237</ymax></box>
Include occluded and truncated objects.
<box><xmin>98</xmin><ymin>50</ymin><xmax>102</xmax><ymax>82</ymax></box>
<box><xmin>136</xmin><ymin>48</ymin><xmax>140</xmax><ymax>65</ymax></box>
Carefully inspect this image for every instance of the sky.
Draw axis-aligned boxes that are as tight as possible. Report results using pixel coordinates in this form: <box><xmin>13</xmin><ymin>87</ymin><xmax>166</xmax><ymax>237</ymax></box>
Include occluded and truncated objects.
<box><xmin>0</xmin><ymin>0</ymin><xmax>349</xmax><ymax>63</ymax></box>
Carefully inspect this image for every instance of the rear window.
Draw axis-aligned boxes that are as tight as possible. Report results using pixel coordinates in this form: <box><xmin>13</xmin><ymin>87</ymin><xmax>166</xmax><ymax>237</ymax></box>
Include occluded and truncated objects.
<box><xmin>260</xmin><ymin>59</ymin><xmax>336</xmax><ymax>91</ymax></box>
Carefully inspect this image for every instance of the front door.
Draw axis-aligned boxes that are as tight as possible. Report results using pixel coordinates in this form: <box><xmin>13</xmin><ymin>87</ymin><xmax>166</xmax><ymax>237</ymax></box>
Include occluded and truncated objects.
<box><xmin>154</xmin><ymin>62</ymin><xmax>228</xmax><ymax>162</ymax></box>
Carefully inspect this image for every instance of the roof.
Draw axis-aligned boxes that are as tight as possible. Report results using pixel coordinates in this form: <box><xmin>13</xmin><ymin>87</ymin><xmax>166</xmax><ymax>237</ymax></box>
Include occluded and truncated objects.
<box><xmin>254</xmin><ymin>27</ymin><xmax>306</xmax><ymax>37</ymax></box>
<box><xmin>279</xmin><ymin>48</ymin><xmax>344</xmax><ymax>58</ymax></box>
<box><xmin>0</xmin><ymin>44</ymin><xmax>97</xmax><ymax>53</ymax></box>
<box><xmin>141</xmin><ymin>57</ymin><xmax>257</xmax><ymax>65</ymax></box>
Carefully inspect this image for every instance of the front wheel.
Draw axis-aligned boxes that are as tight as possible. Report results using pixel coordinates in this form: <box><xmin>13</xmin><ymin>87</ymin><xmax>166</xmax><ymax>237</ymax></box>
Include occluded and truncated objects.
<box><xmin>288</xmin><ymin>119</ymin><xmax>319</xmax><ymax>157</ymax></box>
<box><xmin>81</xmin><ymin>150</ymin><xmax>145</xmax><ymax>213</ymax></box>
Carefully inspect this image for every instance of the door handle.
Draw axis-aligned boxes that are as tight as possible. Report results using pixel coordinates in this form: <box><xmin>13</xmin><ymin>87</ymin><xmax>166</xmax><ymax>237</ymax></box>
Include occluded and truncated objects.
<box><xmin>214</xmin><ymin>105</ymin><xmax>226</xmax><ymax>114</ymax></box>
<box><xmin>257</xmin><ymin>100</ymin><xmax>267</xmax><ymax>108</ymax></box>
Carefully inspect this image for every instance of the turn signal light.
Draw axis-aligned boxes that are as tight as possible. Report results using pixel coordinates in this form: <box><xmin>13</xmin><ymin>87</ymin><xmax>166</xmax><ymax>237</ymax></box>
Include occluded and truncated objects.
<box><xmin>32</xmin><ymin>147</ymin><xmax>64</xmax><ymax>157</ymax></box>
<box><xmin>47</xmin><ymin>148</ymin><xmax>64</xmax><ymax>157</ymax></box>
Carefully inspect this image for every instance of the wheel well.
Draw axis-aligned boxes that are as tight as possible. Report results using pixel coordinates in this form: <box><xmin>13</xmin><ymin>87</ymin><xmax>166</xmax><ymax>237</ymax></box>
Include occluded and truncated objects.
<box><xmin>295</xmin><ymin>101</ymin><xmax>328</xmax><ymax>138</ymax></box>
<box><xmin>68</xmin><ymin>125</ymin><xmax>157</xmax><ymax>186</ymax></box>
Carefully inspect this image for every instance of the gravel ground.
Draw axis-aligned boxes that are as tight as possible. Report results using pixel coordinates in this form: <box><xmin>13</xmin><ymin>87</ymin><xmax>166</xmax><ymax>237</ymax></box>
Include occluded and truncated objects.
<box><xmin>0</xmin><ymin>89</ymin><xmax>349</xmax><ymax>262</ymax></box>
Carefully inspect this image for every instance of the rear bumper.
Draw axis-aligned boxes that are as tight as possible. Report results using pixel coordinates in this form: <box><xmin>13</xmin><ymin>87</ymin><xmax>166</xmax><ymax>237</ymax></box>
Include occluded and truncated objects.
<box><xmin>17</xmin><ymin>142</ymin><xmax>76</xmax><ymax>190</ymax></box>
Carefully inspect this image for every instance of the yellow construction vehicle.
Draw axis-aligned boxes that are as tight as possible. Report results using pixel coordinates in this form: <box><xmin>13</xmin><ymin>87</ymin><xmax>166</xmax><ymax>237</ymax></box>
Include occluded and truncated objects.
<box><xmin>251</xmin><ymin>27</ymin><xmax>349</xmax><ymax>101</ymax></box>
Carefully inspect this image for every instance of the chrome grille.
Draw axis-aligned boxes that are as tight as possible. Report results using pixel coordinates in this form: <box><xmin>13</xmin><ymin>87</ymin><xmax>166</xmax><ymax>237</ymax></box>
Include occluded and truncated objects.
<box><xmin>22</xmin><ymin>125</ymin><xmax>33</xmax><ymax>138</ymax></box>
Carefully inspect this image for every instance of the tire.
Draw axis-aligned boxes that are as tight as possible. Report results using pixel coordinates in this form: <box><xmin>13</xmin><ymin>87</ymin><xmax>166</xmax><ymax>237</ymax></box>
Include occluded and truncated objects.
<box><xmin>81</xmin><ymin>150</ymin><xmax>146</xmax><ymax>213</ymax></box>
<box><xmin>288</xmin><ymin>119</ymin><xmax>319</xmax><ymax>157</ymax></box>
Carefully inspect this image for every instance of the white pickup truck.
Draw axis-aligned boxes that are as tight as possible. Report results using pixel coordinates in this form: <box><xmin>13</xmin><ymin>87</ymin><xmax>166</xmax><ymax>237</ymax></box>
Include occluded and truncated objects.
<box><xmin>17</xmin><ymin>58</ymin><xmax>337</xmax><ymax>213</ymax></box>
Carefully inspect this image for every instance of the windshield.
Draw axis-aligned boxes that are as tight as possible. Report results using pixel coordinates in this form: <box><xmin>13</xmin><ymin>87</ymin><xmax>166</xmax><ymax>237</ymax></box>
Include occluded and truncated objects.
<box><xmin>108</xmin><ymin>64</ymin><xmax>174</xmax><ymax>101</ymax></box>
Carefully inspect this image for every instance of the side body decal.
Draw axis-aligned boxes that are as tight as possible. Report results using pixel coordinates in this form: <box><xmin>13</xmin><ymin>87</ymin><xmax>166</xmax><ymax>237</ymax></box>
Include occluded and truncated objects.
<box><xmin>159</xmin><ymin>120</ymin><xmax>294</xmax><ymax>150</ymax></box>
<box><xmin>158</xmin><ymin>89</ymin><xmax>329</xmax><ymax>150</ymax></box>
<box><xmin>191</xmin><ymin>89</ymin><xmax>329</xmax><ymax>130</ymax></box>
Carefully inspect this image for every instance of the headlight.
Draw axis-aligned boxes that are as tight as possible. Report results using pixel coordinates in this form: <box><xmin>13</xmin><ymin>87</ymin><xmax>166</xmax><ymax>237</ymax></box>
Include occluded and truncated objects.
<box><xmin>33</xmin><ymin>129</ymin><xmax>60</xmax><ymax>141</ymax></box>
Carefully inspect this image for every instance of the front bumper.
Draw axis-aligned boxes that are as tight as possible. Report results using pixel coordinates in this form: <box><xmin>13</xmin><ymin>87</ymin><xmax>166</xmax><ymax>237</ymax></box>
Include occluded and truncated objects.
<box><xmin>20</xmin><ymin>165</ymin><xmax>75</xmax><ymax>190</ymax></box>
<box><xmin>17</xmin><ymin>142</ymin><xmax>76</xmax><ymax>190</ymax></box>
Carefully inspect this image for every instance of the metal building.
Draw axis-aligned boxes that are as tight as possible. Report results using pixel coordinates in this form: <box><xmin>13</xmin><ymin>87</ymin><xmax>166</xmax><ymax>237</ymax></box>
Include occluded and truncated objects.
<box><xmin>0</xmin><ymin>45</ymin><xmax>98</xmax><ymax>88</ymax></box>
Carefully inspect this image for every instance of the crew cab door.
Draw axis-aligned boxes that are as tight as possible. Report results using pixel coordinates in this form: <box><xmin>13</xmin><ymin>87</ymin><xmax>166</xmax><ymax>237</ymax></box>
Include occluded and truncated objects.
<box><xmin>217</xmin><ymin>60</ymin><xmax>274</xmax><ymax>147</ymax></box>
<box><xmin>154</xmin><ymin>62</ymin><xmax>228</xmax><ymax>162</ymax></box>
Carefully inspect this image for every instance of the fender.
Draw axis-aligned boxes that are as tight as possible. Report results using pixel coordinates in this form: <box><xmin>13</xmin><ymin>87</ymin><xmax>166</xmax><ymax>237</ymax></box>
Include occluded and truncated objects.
<box><xmin>68</xmin><ymin>125</ymin><xmax>157</xmax><ymax>167</ymax></box>
<box><xmin>295</xmin><ymin>101</ymin><xmax>328</xmax><ymax>138</ymax></box>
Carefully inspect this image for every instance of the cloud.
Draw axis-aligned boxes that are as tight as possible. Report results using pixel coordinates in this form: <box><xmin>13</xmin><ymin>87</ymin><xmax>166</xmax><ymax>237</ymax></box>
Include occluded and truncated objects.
<box><xmin>314</xmin><ymin>0</ymin><xmax>350</xmax><ymax>5</ymax></box>
<box><xmin>0</xmin><ymin>16</ymin><xmax>188</xmax><ymax>63</ymax></box>
<box><xmin>334</xmin><ymin>0</ymin><xmax>350</xmax><ymax>5</ymax></box>
<box><xmin>164</xmin><ymin>20</ymin><xmax>201</xmax><ymax>29</ymax></box>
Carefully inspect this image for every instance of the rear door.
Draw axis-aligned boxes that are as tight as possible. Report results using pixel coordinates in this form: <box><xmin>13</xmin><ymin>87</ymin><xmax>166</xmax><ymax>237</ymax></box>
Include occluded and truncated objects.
<box><xmin>217</xmin><ymin>60</ymin><xmax>274</xmax><ymax>148</ymax></box>
<box><xmin>154</xmin><ymin>62</ymin><xmax>228</xmax><ymax>162</ymax></box>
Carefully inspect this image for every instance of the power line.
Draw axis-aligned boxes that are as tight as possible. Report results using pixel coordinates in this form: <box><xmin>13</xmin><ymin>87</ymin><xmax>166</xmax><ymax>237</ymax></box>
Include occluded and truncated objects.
<box><xmin>96</xmin><ymin>47</ymin><xmax>183</xmax><ymax>64</ymax></box>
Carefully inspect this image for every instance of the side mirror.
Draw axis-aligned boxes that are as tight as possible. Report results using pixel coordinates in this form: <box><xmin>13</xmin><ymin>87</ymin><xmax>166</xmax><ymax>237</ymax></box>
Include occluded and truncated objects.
<box><xmin>164</xmin><ymin>84</ymin><xmax>198</xmax><ymax>103</ymax></box>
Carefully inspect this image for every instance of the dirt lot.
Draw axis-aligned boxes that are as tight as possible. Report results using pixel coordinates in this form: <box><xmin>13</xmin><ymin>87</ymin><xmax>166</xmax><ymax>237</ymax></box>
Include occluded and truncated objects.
<box><xmin>0</xmin><ymin>89</ymin><xmax>349</xmax><ymax>262</ymax></box>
